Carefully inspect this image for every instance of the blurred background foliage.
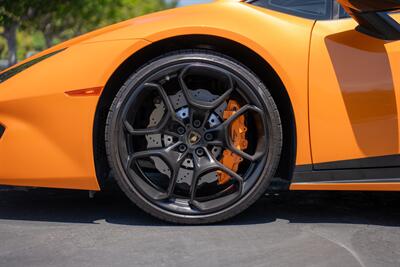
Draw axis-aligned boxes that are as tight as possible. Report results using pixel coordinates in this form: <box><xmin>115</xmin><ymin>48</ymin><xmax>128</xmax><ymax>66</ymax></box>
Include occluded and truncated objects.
<box><xmin>0</xmin><ymin>0</ymin><xmax>181</xmax><ymax>69</ymax></box>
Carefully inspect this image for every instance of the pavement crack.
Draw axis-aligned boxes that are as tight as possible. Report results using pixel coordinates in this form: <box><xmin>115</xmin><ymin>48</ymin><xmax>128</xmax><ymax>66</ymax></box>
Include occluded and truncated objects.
<box><xmin>306</xmin><ymin>227</ymin><xmax>366</xmax><ymax>267</ymax></box>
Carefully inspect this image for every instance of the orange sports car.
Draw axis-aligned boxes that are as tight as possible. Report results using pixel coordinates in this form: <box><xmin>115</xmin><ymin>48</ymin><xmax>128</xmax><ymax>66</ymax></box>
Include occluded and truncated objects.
<box><xmin>1</xmin><ymin>0</ymin><xmax>400</xmax><ymax>224</ymax></box>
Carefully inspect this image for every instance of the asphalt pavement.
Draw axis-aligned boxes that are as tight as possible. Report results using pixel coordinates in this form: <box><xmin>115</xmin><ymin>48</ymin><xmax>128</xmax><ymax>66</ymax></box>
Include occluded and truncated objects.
<box><xmin>0</xmin><ymin>186</ymin><xmax>399</xmax><ymax>267</ymax></box>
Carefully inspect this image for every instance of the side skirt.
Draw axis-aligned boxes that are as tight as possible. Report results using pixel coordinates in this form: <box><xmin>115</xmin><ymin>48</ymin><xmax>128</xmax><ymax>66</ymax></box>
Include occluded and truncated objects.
<box><xmin>291</xmin><ymin>155</ymin><xmax>400</xmax><ymax>191</ymax></box>
<box><xmin>290</xmin><ymin>182</ymin><xmax>400</xmax><ymax>191</ymax></box>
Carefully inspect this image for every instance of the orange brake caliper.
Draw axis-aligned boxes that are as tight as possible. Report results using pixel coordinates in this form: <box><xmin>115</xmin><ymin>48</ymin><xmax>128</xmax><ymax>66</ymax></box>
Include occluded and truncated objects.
<box><xmin>217</xmin><ymin>100</ymin><xmax>248</xmax><ymax>185</ymax></box>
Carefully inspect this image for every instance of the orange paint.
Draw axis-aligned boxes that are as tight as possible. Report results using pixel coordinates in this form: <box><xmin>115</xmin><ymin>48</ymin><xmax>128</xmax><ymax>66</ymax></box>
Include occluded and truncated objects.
<box><xmin>309</xmin><ymin>16</ymin><xmax>400</xmax><ymax>165</ymax></box>
<box><xmin>0</xmin><ymin>0</ymin><xmax>399</xmax><ymax>191</ymax></box>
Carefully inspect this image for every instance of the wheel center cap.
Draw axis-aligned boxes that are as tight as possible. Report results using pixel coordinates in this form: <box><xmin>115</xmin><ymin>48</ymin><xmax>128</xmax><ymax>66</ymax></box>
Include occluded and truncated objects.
<box><xmin>188</xmin><ymin>131</ymin><xmax>201</xmax><ymax>145</ymax></box>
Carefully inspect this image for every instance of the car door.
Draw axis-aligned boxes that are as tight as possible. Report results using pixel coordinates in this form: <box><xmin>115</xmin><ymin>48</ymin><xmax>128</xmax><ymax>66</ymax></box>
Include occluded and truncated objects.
<box><xmin>309</xmin><ymin>4</ymin><xmax>400</xmax><ymax>173</ymax></box>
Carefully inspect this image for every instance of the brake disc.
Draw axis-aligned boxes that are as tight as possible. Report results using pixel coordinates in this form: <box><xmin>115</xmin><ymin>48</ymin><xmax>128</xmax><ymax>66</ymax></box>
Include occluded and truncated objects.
<box><xmin>145</xmin><ymin>89</ymin><xmax>225</xmax><ymax>188</ymax></box>
<box><xmin>146</xmin><ymin>101</ymin><xmax>171</xmax><ymax>177</ymax></box>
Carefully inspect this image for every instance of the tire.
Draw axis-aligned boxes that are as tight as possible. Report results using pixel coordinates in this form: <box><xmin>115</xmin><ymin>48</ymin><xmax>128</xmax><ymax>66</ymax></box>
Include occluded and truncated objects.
<box><xmin>105</xmin><ymin>50</ymin><xmax>282</xmax><ymax>224</ymax></box>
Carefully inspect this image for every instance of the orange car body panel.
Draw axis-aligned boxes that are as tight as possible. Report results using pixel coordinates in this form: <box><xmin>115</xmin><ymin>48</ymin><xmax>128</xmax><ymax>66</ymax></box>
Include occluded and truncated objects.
<box><xmin>0</xmin><ymin>40</ymin><xmax>150</xmax><ymax>190</ymax></box>
<box><xmin>83</xmin><ymin>1</ymin><xmax>315</xmax><ymax>167</ymax></box>
<box><xmin>290</xmin><ymin>15</ymin><xmax>400</xmax><ymax>191</ymax></box>
<box><xmin>309</xmin><ymin>16</ymin><xmax>400</xmax><ymax>164</ymax></box>
<box><xmin>0</xmin><ymin>0</ymin><xmax>314</xmax><ymax>190</ymax></box>
<box><xmin>0</xmin><ymin>0</ymin><xmax>399</xmax><ymax>191</ymax></box>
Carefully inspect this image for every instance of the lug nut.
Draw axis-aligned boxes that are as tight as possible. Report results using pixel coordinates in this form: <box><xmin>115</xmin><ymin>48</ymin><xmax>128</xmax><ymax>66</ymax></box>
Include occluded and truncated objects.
<box><xmin>177</xmin><ymin>126</ymin><xmax>186</xmax><ymax>135</ymax></box>
<box><xmin>205</xmin><ymin>133</ymin><xmax>213</xmax><ymax>141</ymax></box>
<box><xmin>193</xmin><ymin>120</ymin><xmax>201</xmax><ymax>128</ymax></box>
<box><xmin>178</xmin><ymin>144</ymin><xmax>187</xmax><ymax>153</ymax></box>
<box><xmin>195</xmin><ymin>148</ymin><xmax>205</xmax><ymax>157</ymax></box>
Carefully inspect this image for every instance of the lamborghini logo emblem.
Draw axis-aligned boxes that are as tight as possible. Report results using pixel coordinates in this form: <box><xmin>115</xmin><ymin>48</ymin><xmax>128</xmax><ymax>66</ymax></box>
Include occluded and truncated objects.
<box><xmin>188</xmin><ymin>131</ymin><xmax>201</xmax><ymax>145</ymax></box>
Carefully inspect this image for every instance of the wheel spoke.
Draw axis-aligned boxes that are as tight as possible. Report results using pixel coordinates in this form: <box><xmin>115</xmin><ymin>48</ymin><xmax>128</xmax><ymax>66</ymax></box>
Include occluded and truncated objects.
<box><xmin>179</xmin><ymin>64</ymin><xmax>234</xmax><ymax>110</ymax></box>
<box><xmin>115</xmin><ymin>58</ymin><xmax>273</xmax><ymax>217</ymax></box>
<box><xmin>124</xmin><ymin>120</ymin><xmax>164</xmax><ymax>135</ymax></box>
<box><xmin>149</xmin><ymin>154</ymin><xmax>187</xmax><ymax>200</ymax></box>
<box><xmin>222</xmin><ymin>104</ymin><xmax>261</xmax><ymax>129</ymax></box>
<box><xmin>146</xmin><ymin>82</ymin><xmax>186</xmax><ymax>128</ymax></box>
<box><xmin>165</xmin><ymin>148</ymin><xmax>189</xmax><ymax>198</ymax></box>
<box><xmin>128</xmin><ymin>141</ymin><xmax>189</xmax><ymax>199</ymax></box>
<box><xmin>145</xmin><ymin>83</ymin><xmax>175</xmax><ymax>115</ymax></box>
<box><xmin>128</xmin><ymin>142</ymin><xmax>183</xmax><ymax>169</ymax></box>
<box><xmin>206</xmin><ymin>104</ymin><xmax>266</xmax><ymax>162</ymax></box>
<box><xmin>123</xmin><ymin>83</ymin><xmax>184</xmax><ymax>136</ymax></box>
<box><xmin>189</xmin><ymin>148</ymin><xmax>244</xmax><ymax>206</ymax></box>
<box><xmin>165</xmin><ymin>154</ymin><xmax>187</xmax><ymax>198</ymax></box>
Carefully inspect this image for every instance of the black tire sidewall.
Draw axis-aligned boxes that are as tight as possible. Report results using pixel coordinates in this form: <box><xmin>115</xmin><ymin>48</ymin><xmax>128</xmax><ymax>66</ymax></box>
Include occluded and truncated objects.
<box><xmin>105</xmin><ymin>50</ymin><xmax>282</xmax><ymax>224</ymax></box>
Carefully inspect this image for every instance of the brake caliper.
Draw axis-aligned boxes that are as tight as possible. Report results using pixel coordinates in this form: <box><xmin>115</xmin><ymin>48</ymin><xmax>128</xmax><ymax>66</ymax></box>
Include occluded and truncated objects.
<box><xmin>217</xmin><ymin>100</ymin><xmax>248</xmax><ymax>185</ymax></box>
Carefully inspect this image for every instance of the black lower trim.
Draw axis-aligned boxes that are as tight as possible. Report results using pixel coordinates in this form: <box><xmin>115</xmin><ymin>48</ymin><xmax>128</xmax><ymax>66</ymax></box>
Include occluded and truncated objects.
<box><xmin>314</xmin><ymin>154</ymin><xmax>400</xmax><ymax>170</ymax></box>
<box><xmin>294</xmin><ymin>167</ymin><xmax>400</xmax><ymax>183</ymax></box>
<box><xmin>294</xmin><ymin>155</ymin><xmax>400</xmax><ymax>183</ymax></box>
<box><xmin>0</xmin><ymin>124</ymin><xmax>5</xmax><ymax>139</ymax></box>
<box><xmin>294</xmin><ymin>164</ymin><xmax>312</xmax><ymax>172</ymax></box>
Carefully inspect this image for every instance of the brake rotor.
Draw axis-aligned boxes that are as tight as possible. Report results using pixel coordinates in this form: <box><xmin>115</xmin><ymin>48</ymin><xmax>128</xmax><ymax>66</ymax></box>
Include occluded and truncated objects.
<box><xmin>146</xmin><ymin>89</ymin><xmax>224</xmax><ymax>188</ymax></box>
<box><xmin>217</xmin><ymin>100</ymin><xmax>248</xmax><ymax>185</ymax></box>
<box><xmin>145</xmin><ymin>91</ymin><xmax>248</xmax><ymax>188</ymax></box>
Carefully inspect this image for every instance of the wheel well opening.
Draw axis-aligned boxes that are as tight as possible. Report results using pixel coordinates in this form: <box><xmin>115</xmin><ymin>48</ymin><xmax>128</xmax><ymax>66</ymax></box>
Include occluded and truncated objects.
<box><xmin>93</xmin><ymin>35</ymin><xmax>296</xmax><ymax>188</ymax></box>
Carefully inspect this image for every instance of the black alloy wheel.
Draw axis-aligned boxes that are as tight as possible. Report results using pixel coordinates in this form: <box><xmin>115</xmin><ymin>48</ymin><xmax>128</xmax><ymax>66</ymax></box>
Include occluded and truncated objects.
<box><xmin>106</xmin><ymin>50</ymin><xmax>282</xmax><ymax>224</ymax></box>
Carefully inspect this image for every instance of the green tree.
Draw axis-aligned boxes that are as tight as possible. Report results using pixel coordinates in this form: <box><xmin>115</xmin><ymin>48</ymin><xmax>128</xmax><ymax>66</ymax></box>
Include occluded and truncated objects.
<box><xmin>0</xmin><ymin>0</ymin><xmax>37</xmax><ymax>65</ymax></box>
<box><xmin>34</xmin><ymin>0</ymin><xmax>177</xmax><ymax>48</ymax></box>
<box><xmin>0</xmin><ymin>0</ymin><xmax>177</xmax><ymax>67</ymax></box>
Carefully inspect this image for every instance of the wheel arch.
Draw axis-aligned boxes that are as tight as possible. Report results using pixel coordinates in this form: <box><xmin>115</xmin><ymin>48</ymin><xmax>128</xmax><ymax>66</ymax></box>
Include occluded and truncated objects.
<box><xmin>93</xmin><ymin>34</ymin><xmax>296</xmax><ymax>188</ymax></box>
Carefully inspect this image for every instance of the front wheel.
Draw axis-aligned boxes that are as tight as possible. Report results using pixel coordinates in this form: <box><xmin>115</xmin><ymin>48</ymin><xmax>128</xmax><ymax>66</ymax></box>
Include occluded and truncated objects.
<box><xmin>105</xmin><ymin>50</ymin><xmax>282</xmax><ymax>224</ymax></box>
